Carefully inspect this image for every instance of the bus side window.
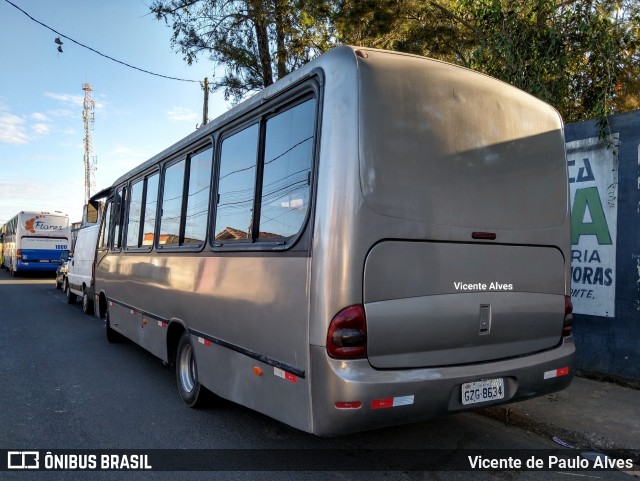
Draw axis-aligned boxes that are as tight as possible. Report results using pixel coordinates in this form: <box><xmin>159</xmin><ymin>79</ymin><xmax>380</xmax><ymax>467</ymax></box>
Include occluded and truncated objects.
<box><xmin>126</xmin><ymin>179</ymin><xmax>144</xmax><ymax>248</ymax></box>
<box><xmin>214</xmin><ymin>124</ymin><xmax>259</xmax><ymax>241</ymax></box>
<box><xmin>142</xmin><ymin>173</ymin><xmax>159</xmax><ymax>246</ymax></box>
<box><xmin>113</xmin><ymin>187</ymin><xmax>126</xmax><ymax>250</ymax></box>
<box><xmin>184</xmin><ymin>146</ymin><xmax>213</xmax><ymax>245</ymax></box>
<box><xmin>258</xmin><ymin>98</ymin><xmax>316</xmax><ymax>239</ymax></box>
<box><xmin>99</xmin><ymin>201</ymin><xmax>112</xmax><ymax>249</ymax></box>
<box><xmin>159</xmin><ymin>160</ymin><xmax>186</xmax><ymax>246</ymax></box>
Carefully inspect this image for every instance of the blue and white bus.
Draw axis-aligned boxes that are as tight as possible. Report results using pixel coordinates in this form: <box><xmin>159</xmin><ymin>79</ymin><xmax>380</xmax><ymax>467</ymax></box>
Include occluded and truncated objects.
<box><xmin>3</xmin><ymin>211</ymin><xmax>71</xmax><ymax>275</ymax></box>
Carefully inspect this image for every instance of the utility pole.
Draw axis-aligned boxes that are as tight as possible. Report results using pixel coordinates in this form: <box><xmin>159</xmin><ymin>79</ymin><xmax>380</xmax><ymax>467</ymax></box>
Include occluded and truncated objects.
<box><xmin>198</xmin><ymin>77</ymin><xmax>209</xmax><ymax>128</ymax></box>
<box><xmin>82</xmin><ymin>83</ymin><xmax>97</xmax><ymax>204</ymax></box>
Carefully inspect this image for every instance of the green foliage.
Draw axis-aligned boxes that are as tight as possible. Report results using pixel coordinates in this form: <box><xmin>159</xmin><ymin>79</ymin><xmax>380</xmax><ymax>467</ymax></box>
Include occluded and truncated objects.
<box><xmin>334</xmin><ymin>0</ymin><xmax>640</xmax><ymax>125</ymax></box>
<box><xmin>151</xmin><ymin>0</ymin><xmax>640</xmax><ymax>125</ymax></box>
<box><xmin>150</xmin><ymin>0</ymin><xmax>334</xmax><ymax>102</ymax></box>
<box><xmin>453</xmin><ymin>0</ymin><xmax>640</xmax><ymax>125</ymax></box>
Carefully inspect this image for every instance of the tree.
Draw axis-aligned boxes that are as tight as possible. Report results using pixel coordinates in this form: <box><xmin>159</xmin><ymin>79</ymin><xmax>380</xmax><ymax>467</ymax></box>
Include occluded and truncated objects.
<box><xmin>452</xmin><ymin>0</ymin><xmax>640</xmax><ymax>127</ymax></box>
<box><xmin>335</xmin><ymin>0</ymin><xmax>640</xmax><ymax>127</ymax></box>
<box><xmin>152</xmin><ymin>0</ymin><xmax>640</xmax><ymax>124</ymax></box>
<box><xmin>150</xmin><ymin>0</ymin><xmax>334</xmax><ymax>102</ymax></box>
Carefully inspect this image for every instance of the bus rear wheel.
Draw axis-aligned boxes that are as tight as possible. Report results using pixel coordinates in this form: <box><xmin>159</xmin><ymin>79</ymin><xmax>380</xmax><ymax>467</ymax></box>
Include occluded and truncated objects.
<box><xmin>176</xmin><ymin>332</ymin><xmax>207</xmax><ymax>408</ymax></box>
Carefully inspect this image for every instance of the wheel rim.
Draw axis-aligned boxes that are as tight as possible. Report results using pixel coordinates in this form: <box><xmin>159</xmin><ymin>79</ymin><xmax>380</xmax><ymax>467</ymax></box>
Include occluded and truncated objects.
<box><xmin>83</xmin><ymin>294</ymin><xmax>88</xmax><ymax>309</ymax></box>
<box><xmin>178</xmin><ymin>343</ymin><xmax>196</xmax><ymax>393</ymax></box>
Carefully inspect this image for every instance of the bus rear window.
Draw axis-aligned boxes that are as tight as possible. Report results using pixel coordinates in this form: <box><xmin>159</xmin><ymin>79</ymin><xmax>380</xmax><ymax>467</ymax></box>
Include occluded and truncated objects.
<box><xmin>357</xmin><ymin>55</ymin><xmax>568</xmax><ymax>231</ymax></box>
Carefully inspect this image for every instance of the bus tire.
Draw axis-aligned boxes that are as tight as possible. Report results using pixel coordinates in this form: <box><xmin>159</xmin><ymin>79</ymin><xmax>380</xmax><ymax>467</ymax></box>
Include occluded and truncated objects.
<box><xmin>65</xmin><ymin>281</ymin><xmax>77</xmax><ymax>304</ymax></box>
<box><xmin>82</xmin><ymin>291</ymin><xmax>94</xmax><ymax>315</ymax></box>
<box><xmin>176</xmin><ymin>332</ymin><xmax>207</xmax><ymax>408</ymax></box>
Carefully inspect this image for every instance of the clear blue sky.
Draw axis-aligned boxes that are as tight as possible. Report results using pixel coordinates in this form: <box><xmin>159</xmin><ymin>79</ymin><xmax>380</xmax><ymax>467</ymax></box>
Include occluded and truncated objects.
<box><xmin>0</xmin><ymin>0</ymin><xmax>230</xmax><ymax>225</ymax></box>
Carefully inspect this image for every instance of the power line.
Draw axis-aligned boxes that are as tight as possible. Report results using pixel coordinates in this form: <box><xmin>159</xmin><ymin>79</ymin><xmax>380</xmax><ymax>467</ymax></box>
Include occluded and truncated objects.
<box><xmin>3</xmin><ymin>0</ymin><xmax>200</xmax><ymax>83</ymax></box>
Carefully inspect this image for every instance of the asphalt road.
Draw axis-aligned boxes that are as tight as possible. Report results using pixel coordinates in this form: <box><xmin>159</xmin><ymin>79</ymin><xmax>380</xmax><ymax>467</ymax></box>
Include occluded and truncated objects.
<box><xmin>0</xmin><ymin>270</ymin><xmax>630</xmax><ymax>480</ymax></box>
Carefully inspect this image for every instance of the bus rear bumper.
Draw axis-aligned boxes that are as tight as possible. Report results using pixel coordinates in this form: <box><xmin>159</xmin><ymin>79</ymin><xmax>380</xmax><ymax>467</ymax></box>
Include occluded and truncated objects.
<box><xmin>16</xmin><ymin>260</ymin><xmax>60</xmax><ymax>272</ymax></box>
<box><xmin>309</xmin><ymin>337</ymin><xmax>575</xmax><ymax>436</ymax></box>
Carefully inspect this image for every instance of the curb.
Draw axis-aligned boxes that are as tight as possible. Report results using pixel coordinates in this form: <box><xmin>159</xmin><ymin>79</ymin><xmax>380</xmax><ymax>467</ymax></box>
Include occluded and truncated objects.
<box><xmin>479</xmin><ymin>406</ymin><xmax>640</xmax><ymax>466</ymax></box>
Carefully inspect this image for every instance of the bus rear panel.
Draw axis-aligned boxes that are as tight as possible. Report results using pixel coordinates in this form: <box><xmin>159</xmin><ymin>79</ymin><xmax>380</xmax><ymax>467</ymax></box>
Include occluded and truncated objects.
<box><xmin>307</xmin><ymin>48</ymin><xmax>572</xmax><ymax>435</ymax></box>
<box><xmin>4</xmin><ymin>211</ymin><xmax>70</xmax><ymax>274</ymax></box>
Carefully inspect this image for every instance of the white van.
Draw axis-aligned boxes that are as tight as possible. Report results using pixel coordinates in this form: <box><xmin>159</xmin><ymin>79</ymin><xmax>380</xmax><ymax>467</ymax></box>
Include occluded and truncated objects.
<box><xmin>65</xmin><ymin>224</ymin><xmax>99</xmax><ymax>314</ymax></box>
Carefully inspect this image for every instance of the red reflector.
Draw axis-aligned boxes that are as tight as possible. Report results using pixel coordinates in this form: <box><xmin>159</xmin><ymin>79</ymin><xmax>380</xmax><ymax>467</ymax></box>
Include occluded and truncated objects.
<box><xmin>371</xmin><ymin>398</ymin><xmax>394</xmax><ymax>410</ymax></box>
<box><xmin>545</xmin><ymin>367</ymin><xmax>570</xmax><ymax>379</ymax></box>
<box><xmin>472</xmin><ymin>232</ymin><xmax>496</xmax><ymax>240</ymax></box>
<box><xmin>335</xmin><ymin>401</ymin><xmax>362</xmax><ymax>409</ymax></box>
<box><xmin>16</xmin><ymin>249</ymin><xmax>22</xmax><ymax>260</ymax></box>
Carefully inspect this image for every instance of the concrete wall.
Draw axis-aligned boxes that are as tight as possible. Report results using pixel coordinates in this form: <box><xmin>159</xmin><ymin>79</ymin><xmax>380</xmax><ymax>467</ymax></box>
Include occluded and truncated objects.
<box><xmin>565</xmin><ymin>110</ymin><xmax>640</xmax><ymax>382</ymax></box>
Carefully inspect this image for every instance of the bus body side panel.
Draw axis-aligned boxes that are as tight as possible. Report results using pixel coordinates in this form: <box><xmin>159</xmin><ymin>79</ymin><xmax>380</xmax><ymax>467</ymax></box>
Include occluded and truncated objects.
<box><xmin>307</xmin><ymin>49</ymin><xmax>364</xmax><ymax>353</ymax></box>
<box><xmin>97</xmin><ymin>251</ymin><xmax>313</xmax><ymax>432</ymax></box>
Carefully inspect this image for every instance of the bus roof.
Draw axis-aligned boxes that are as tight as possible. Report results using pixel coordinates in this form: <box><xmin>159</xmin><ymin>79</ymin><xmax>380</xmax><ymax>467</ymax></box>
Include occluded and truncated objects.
<box><xmin>105</xmin><ymin>46</ymin><xmax>558</xmax><ymax>191</ymax></box>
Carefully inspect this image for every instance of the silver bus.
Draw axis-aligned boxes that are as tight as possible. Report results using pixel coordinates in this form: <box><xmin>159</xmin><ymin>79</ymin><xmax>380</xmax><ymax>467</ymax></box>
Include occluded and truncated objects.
<box><xmin>91</xmin><ymin>46</ymin><xmax>574</xmax><ymax>436</ymax></box>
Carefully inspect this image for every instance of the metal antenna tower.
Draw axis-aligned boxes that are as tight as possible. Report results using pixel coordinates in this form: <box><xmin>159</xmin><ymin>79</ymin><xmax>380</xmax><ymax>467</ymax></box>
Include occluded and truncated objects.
<box><xmin>82</xmin><ymin>83</ymin><xmax>97</xmax><ymax>204</ymax></box>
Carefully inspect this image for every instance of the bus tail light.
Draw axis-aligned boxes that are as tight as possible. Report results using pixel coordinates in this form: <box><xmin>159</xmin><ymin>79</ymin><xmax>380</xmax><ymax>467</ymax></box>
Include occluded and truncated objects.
<box><xmin>562</xmin><ymin>296</ymin><xmax>573</xmax><ymax>336</ymax></box>
<box><xmin>16</xmin><ymin>249</ymin><xmax>22</xmax><ymax>260</ymax></box>
<box><xmin>327</xmin><ymin>305</ymin><xmax>367</xmax><ymax>359</ymax></box>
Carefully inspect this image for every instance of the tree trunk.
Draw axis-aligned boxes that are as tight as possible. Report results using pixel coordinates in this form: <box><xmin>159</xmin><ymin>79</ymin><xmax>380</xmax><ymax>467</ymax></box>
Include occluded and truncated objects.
<box><xmin>274</xmin><ymin>0</ymin><xmax>287</xmax><ymax>80</ymax></box>
<box><xmin>250</xmin><ymin>0</ymin><xmax>274</xmax><ymax>87</ymax></box>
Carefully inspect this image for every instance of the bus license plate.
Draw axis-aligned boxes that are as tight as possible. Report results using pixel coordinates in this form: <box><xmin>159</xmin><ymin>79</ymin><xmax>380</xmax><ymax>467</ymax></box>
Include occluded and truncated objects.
<box><xmin>461</xmin><ymin>378</ymin><xmax>504</xmax><ymax>405</ymax></box>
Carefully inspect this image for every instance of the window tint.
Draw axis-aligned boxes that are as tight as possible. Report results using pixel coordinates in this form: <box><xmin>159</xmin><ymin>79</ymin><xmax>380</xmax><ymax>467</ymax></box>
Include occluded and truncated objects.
<box><xmin>99</xmin><ymin>201</ymin><xmax>112</xmax><ymax>249</ymax></box>
<box><xmin>126</xmin><ymin>179</ymin><xmax>143</xmax><ymax>247</ymax></box>
<box><xmin>259</xmin><ymin>99</ymin><xmax>315</xmax><ymax>239</ymax></box>
<box><xmin>159</xmin><ymin>160</ymin><xmax>185</xmax><ymax>245</ymax></box>
<box><xmin>113</xmin><ymin>188</ymin><xmax>126</xmax><ymax>249</ymax></box>
<box><xmin>142</xmin><ymin>173</ymin><xmax>159</xmax><ymax>246</ymax></box>
<box><xmin>184</xmin><ymin>147</ymin><xmax>212</xmax><ymax>244</ymax></box>
<box><xmin>214</xmin><ymin>124</ymin><xmax>259</xmax><ymax>241</ymax></box>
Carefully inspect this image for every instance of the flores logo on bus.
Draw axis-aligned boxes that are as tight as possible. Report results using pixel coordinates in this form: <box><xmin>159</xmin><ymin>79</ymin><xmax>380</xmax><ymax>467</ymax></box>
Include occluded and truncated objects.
<box><xmin>23</xmin><ymin>216</ymin><xmax>65</xmax><ymax>233</ymax></box>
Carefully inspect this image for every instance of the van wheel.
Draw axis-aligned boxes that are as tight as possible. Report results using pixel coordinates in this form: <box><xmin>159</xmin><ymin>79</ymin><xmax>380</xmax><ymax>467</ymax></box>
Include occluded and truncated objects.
<box><xmin>65</xmin><ymin>281</ymin><xmax>77</xmax><ymax>304</ymax></box>
<box><xmin>105</xmin><ymin>307</ymin><xmax>122</xmax><ymax>343</ymax></box>
<box><xmin>176</xmin><ymin>332</ymin><xmax>208</xmax><ymax>408</ymax></box>
<box><xmin>82</xmin><ymin>291</ymin><xmax>94</xmax><ymax>315</ymax></box>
